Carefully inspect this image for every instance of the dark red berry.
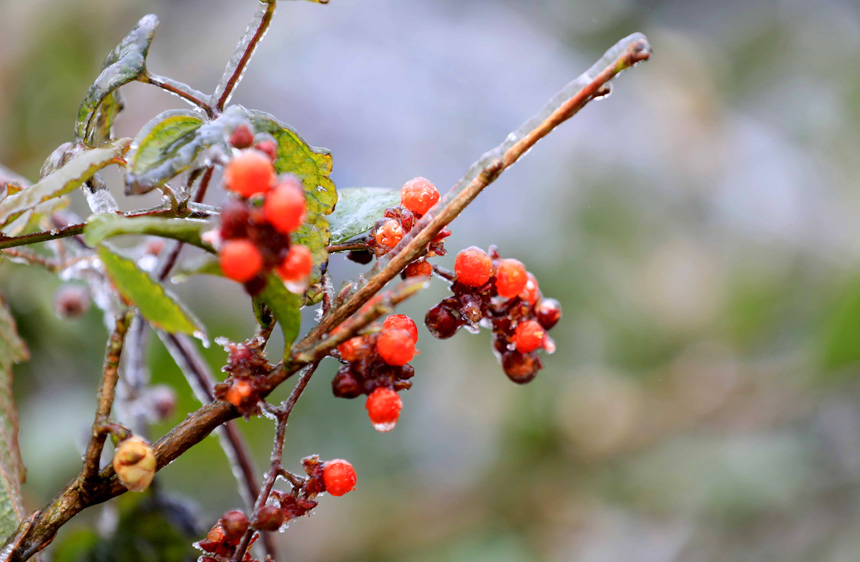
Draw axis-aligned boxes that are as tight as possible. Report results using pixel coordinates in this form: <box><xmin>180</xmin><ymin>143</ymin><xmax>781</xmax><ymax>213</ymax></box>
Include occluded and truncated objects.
<box><xmin>513</xmin><ymin>320</ymin><xmax>545</xmax><ymax>352</ymax></box>
<box><xmin>219</xmin><ymin>240</ymin><xmax>264</xmax><ymax>282</ymax></box>
<box><xmin>365</xmin><ymin>387</ymin><xmax>402</xmax><ymax>432</ymax></box>
<box><xmin>377</xmin><ymin>328</ymin><xmax>416</xmax><ymax>366</ymax></box>
<box><xmin>229</xmin><ymin>124</ymin><xmax>255</xmax><ymax>149</ymax></box>
<box><xmin>536</xmin><ymin>298</ymin><xmax>562</xmax><ymax>330</ymax></box>
<box><xmin>495</xmin><ymin>258</ymin><xmax>528</xmax><ymax>299</ymax></box>
<box><xmin>347</xmin><ymin>250</ymin><xmax>374</xmax><ymax>264</ymax></box>
<box><xmin>502</xmin><ymin>350</ymin><xmax>542</xmax><ymax>384</ymax></box>
<box><xmin>332</xmin><ymin>367</ymin><xmax>362</xmax><ymax>399</ymax></box>
<box><xmin>425</xmin><ymin>302</ymin><xmax>461</xmax><ymax>339</ymax></box>
<box><xmin>383</xmin><ymin>315</ymin><xmax>418</xmax><ymax>343</ymax></box>
<box><xmin>455</xmin><ymin>247</ymin><xmax>493</xmax><ymax>287</ymax></box>
<box><xmin>519</xmin><ymin>272</ymin><xmax>540</xmax><ymax>306</ymax></box>
<box><xmin>224</xmin><ymin>150</ymin><xmax>275</xmax><ymax>198</ymax></box>
<box><xmin>54</xmin><ymin>285</ymin><xmax>90</xmax><ymax>319</ymax></box>
<box><xmin>323</xmin><ymin>459</ymin><xmax>357</xmax><ymax>496</ymax></box>
<box><xmin>218</xmin><ymin>199</ymin><xmax>251</xmax><ymax>240</ymax></box>
<box><xmin>220</xmin><ymin>510</ymin><xmax>249</xmax><ymax>541</ymax></box>
<box><xmin>400</xmin><ymin>177</ymin><xmax>440</xmax><ymax>216</ymax></box>
<box><xmin>253</xmin><ymin>505</ymin><xmax>285</xmax><ymax>531</ymax></box>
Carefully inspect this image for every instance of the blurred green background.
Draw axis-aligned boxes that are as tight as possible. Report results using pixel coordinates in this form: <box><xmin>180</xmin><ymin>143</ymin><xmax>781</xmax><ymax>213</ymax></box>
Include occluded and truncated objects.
<box><xmin>4</xmin><ymin>0</ymin><xmax>860</xmax><ymax>560</ymax></box>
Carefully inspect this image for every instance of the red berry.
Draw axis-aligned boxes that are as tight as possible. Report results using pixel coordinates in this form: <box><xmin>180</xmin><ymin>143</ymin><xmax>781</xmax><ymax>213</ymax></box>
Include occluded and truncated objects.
<box><xmin>332</xmin><ymin>367</ymin><xmax>362</xmax><ymax>399</ymax></box>
<box><xmin>536</xmin><ymin>298</ymin><xmax>562</xmax><ymax>330</ymax></box>
<box><xmin>264</xmin><ymin>178</ymin><xmax>306</xmax><ymax>234</ymax></box>
<box><xmin>224</xmin><ymin>379</ymin><xmax>256</xmax><ymax>409</ymax></box>
<box><xmin>383</xmin><ymin>314</ymin><xmax>418</xmax><ymax>343</ymax></box>
<box><xmin>377</xmin><ymin>328</ymin><xmax>416</xmax><ymax>366</ymax></box>
<box><xmin>365</xmin><ymin>387</ymin><xmax>402</xmax><ymax>432</ymax></box>
<box><xmin>255</xmin><ymin>140</ymin><xmax>278</xmax><ymax>162</ymax></box>
<box><xmin>404</xmin><ymin>260</ymin><xmax>433</xmax><ymax>278</ymax></box>
<box><xmin>276</xmin><ymin>245</ymin><xmax>314</xmax><ymax>282</ymax></box>
<box><xmin>502</xmin><ymin>350</ymin><xmax>542</xmax><ymax>384</ymax></box>
<box><xmin>323</xmin><ymin>459</ymin><xmax>357</xmax><ymax>496</ymax></box>
<box><xmin>224</xmin><ymin>150</ymin><xmax>275</xmax><ymax>198</ymax></box>
<box><xmin>400</xmin><ymin>177</ymin><xmax>440</xmax><ymax>216</ymax></box>
<box><xmin>54</xmin><ymin>285</ymin><xmax>90</xmax><ymax>319</ymax></box>
<box><xmin>519</xmin><ymin>272</ymin><xmax>540</xmax><ymax>306</ymax></box>
<box><xmin>219</xmin><ymin>240</ymin><xmax>264</xmax><ymax>282</ymax></box>
<box><xmin>495</xmin><ymin>258</ymin><xmax>528</xmax><ymax>299</ymax></box>
<box><xmin>454</xmin><ymin>247</ymin><xmax>493</xmax><ymax>287</ymax></box>
<box><xmin>229</xmin><ymin>124</ymin><xmax>254</xmax><ymax>149</ymax></box>
<box><xmin>253</xmin><ymin>505</ymin><xmax>285</xmax><ymax>531</ymax></box>
<box><xmin>513</xmin><ymin>320</ymin><xmax>545</xmax><ymax>352</ymax></box>
<box><xmin>220</xmin><ymin>510</ymin><xmax>249</xmax><ymax>541</ymax></box>
<box><xmin>338</xmin><ymin>336</ymin><xmax>371</xmax><ymax>363</ymax></box>
<box><xmin>375</xmin><ymin>219</ymin><xmax>404</xmax><ymax>248</ymax></box>
<box><xmin>425</xmin><ymin>301</ymin><xmax>461</xmax><ymax>339</ymax></box>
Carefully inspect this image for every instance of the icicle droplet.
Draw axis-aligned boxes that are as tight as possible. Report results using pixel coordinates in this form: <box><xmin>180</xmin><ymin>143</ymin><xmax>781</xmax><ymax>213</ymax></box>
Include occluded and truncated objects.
<box><xmin>372</xmin><ymin>420</ymin><xmax>397</xmax><ymax>433</ymax></box>
<box><xmin>543</xmin><ymin>335</ymin><xmax>556</xmax><ymax>355</ymax></box>
<box><xmin>464</xmin><ymin>324</ymin><xmax>481</xmax><ymax>335</ymax></box>
<box><xmin>193</xmin><ymin>331</ymin><xmax>210</xmax><ymax>348</ymax></box>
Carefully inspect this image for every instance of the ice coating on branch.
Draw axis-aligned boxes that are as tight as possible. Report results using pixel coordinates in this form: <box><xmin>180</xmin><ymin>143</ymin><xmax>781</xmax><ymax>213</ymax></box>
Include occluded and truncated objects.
<box><xmin>212</xmin><ymin>2</ymin><xmax>272</xmax><ymax>108</ymax></box>
<box><xmin>84</xmin><ymin>186</ymin><xmax>119</xmax><ymax>214</ymax></box>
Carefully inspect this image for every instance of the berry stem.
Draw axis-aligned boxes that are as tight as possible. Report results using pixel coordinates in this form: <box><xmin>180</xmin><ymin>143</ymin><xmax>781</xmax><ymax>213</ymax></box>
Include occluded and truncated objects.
<box><xmin>431</xmin><ymin>264</ymin><xmax>456</xmax><ymax>282</ymax></box>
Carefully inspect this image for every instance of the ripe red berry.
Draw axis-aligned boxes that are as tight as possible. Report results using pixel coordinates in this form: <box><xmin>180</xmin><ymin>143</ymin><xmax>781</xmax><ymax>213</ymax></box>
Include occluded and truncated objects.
<box><xmin>495</xmin><ymin>258</ymin><xmax>528</xmax><ymax>299</ymax></box>
<box><xmin>323</xmin><ymin>459</ymin><xmax>357</xmax><ymax>496</ymax></box>
<box><xmin>264</xmin><ymin>179</ymin><xmax>306</xmax><ymax>234</ymax></box>
<box><xmin>375</xmin><ymin>219</ymin><xmax>404</xmax><ymax>248</ymax></box>
<box><xmin>383</xmin><ymin>314</ymin><xmax>418</xmax><ymax>343</ymax></box>
<box><xmin>513</xmin><ymin>320</ymin><xmax>545</xmax><ymax>352</ymax></box>
<box><xmin>519</xmin><ymin>272</ymin><xmax>540</xmax><ymax>306</ymax></box>
<box><xmin>220</xmin><ymin>510</ymin><xmax>249</xmax><ymax>541</ymax></box>
<box><xmin>536</xmin><ymin>298</ymin><xmax>562</xmax><ymax>330</ymax></box>
<box><xmin>403</xmin><ymin>260</ymin><xmax>433</xmax><ymax>278</ymax></box>
<box><xmin>219</xmin><ymin>240</ymin><xmax>264</xmax><ymax>282</ymax></box>
<box><xmin>253</xmin><ymin>505</ymin><xmax>285</xmax><ymax>531</ymax></box>
<box><xmin>275</xmin><ymin>245</ymin><xmax>314</xmax><ymax>282</ymax></box>
<box><xmin>365</xmin><ymin>387</ymin><xmax>402</xmax><ymax>432</ymax></box>
<box><xmin>377</xmin><ymin>328</ymin><xmax>416</xmax><ymax>366</ymax></box>
<box><xmin>224</xmin><ymin>150</ymin><xmax>275</xmax><ymax>198</ymax></box>
<box><xmin>454</xmin><ymin>247</ymin><xmax>493</xmax><ymax>287</ymax></box>
<box><xmin>229</xmin><ymin>124</ymin><xmax>254</xmax><ymax>149</ymax></box>
<box><xmin>337</xmin><ymin>336</ymin><xmax>371</xmax><ymax>363</ymax></box>
<box><xmin>400</xmin><ymin>177</ymin><xmax>440</xmax><ymax>216</ymax></box>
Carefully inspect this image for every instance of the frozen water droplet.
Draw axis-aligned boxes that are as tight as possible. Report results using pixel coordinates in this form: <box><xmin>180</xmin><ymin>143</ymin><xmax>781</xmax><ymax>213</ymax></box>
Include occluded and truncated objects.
<box><xmin>464</xmin><ymin>324</ymin><xmax>481</xmax><ymax>335</ymax></box>
<box><xmin>85</xmin><ymin>188</ymin><xmax>119</xmax><ymax>214</ymax></box>
<box><xmin>372</xmin><ymin>420</ymin><xmax>397</xmax><ymax>433</ymax></box>
<box><xmin>193</xmin><ymin>331</ymin><xmax>210</xmax><ymax>348</ymax></box>
<box><xmin>543</xmin><ymin>336</ymin><xmax>556</xmax><ymax>355</ymax></box>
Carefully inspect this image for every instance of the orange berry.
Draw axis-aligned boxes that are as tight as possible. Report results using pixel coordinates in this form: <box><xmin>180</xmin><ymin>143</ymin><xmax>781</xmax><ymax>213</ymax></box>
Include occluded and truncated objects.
<box><xmin>224</xmin><ymin>379</ymin><xmax>255</xmax><ymax>409</ymax></box>
<box><xmin>519</xmin><ymin>272</ymin><xmax>540</xmax><ymax>306</ymax></box>
<box><xmin>323</xmin><ymin>459</ymin><xmax>357</xmax><ymax>496</ymax></box>
<box><xmin>276</xmin><ymin>245</ymin><xmax>314</xmax><ymax>282</ymax></box>
<box><xmin>264</xmin><ymin>179</ymin><xmax>306</xmax><ymax>233</ymax></box>
<box><xmin>219</xmin><ymin>240</ymin><xmax>263</xmax><ymax>282</ymax></box>
<box><xmin>377</xmin><ymin>328</ymin><xmax>415</xmax><ymax>366</ymax></box>
<box><xmin>338</xmin><ymin>336</ymin><xmax>371</xmax><ymax>363</ymax></box>
<box><xmin>383</xmin><ymin>314</ymin><xmax>418</xmax><ymax>343</ymax></box>
<box><xmin>224</xmin><ymin>150</ymin><xmax>275</xmax><ymax>198</ymax></box>
<box><xmin>365</xmin><ymin>387</ymin><xmax>402</xmax><ymax>432</ymax></box>
<box><xmin>375</xmin><ymin>219</ymin><xmax>404</xmax><ymax>248</ymax></box>
<box><xmin>495</xmin><ymin>258</ymin><xmax>528</xmax><ymax>299</ymax></box>
<box><xmin>404</xmin><ymin>260</ymin><xmax>433</xmax><ymax>278</ymax></box>
<box><xmin>454</xmin><ymin>246</ymin><xmax>493</xmax><ymax>287</ymax></box>
<box><xmin>513</xmin><ymin>320</ymin><xmax>545</xmax><ymax>352</ymax></box>
<box><xmin>400</xmin><ymin>177</ymin><xmax>440</xmax><ymax>216</ymax></box>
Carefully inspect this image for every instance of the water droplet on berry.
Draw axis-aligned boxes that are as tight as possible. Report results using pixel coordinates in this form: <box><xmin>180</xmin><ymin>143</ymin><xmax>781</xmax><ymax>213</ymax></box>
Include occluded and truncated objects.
<box><xmin>464</xmin><ymin>324</ymin><xmax>481</xmax><ymax>334</ymax></box>
<box><xmin>372</xmin><ymin>420</ymin><xmax>397</xmax><ymax>433</ymax></box>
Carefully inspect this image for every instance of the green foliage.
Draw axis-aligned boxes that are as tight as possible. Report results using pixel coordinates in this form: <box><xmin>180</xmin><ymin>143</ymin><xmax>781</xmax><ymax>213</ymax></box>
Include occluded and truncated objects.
<box><xmin>819</xmin><ymin>275</ymin><xmax>860</xmax><ymax>371</ymax></box>
<box><xmin>255</xmin><ymin>274</ymin><xmax>303</xmax><ymax>358</ymax></box>
<box><xmin>327</xmin><ymin>187</ymin><xmax>401</xmax><ymax>243</ymax></box>
<box><xmin>0</xmin><ymin>297</ymin><xmax>28</xmax><ymax>540</ymax></box>
<box><xmin>97</xmin><ymin>247</ymin><xmax>203</xmax><ymax>336</ymax></box>
<box><xmin>75</xmin><ymin>14</ymin><xmax>158</xmax><ymax>144</ymax></box>
<box><xmin>84</xmin><ymin>213</ymin><xmax>212</xmax><ymax>250</ymax></box>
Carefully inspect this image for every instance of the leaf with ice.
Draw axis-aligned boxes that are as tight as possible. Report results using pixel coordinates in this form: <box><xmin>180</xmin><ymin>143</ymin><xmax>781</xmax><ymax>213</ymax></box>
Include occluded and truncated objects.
<box><xmin>255</xmin><ymin>274</ymin><xmax>302</xmax><ymax>359</ymax></box>
<box><xmin>328</xmin><ymin>187</ymin><xmax>401</xmax><ymax>244</ymax></box>
<box><xmin>85</xmin><ymin>213</ymin><xmax>213</xmax><ymax>250</ymax></box>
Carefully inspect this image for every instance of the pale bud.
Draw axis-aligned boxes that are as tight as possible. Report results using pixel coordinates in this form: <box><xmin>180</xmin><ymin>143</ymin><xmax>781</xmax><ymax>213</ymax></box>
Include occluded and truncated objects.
<box><xmin>113</xmin><ymin>435</ymin><xmax>156</xmax><ymax>492</ymax></box>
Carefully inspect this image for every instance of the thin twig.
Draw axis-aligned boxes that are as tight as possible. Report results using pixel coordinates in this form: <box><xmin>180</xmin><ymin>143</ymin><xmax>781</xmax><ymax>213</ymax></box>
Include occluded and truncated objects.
<box><xmin>326</xmin><ymin>241</ymin><xmax>370</xmax><ymax>253</ymax></box>
<box><xmin>0</xmin><ymin>250</ymin><xmax>60</xmax><ymax>272</ymax></box>
<box><xmin>141</xmin><ymin>73</ymin><xmax>214</xmax><ymax>117</ymax></box>
<box><xmin>82</xmin><ymin>311</ymin><xmax>133</xmax><ymax>480</ymax></box>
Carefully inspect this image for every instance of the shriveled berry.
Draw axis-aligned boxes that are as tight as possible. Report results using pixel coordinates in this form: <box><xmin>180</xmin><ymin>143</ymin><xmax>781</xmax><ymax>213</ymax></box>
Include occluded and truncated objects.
<box><xmin>519</xmin><ymin>272</ymin><xmax>540</xmax><ymax>306</ymax></box>
<box><xmin>383</xmin><ymin>314</ymin><xmax>418</xmax><ymax>343</ymax></box>
<box><xmin>229</xmin><ymin>124</ymin><xmax>255</xmax><ymax>149</ymax></box>
<box><xmin>254</xmin><ymin>505</ymin><xmax>285</xmax><ymax>531</ymax></box>
<box><xmin>224</xmin><ymin>149</ymin><xmax>275</xmax><ymax>198</ymax></box>
<box><xmin>218</xmin><ymin>199</ymin><xmax>251</xmax><ymax>240</ymax></box>
<box><xmin>536</xmin><ymin>298</ymin><xmax>562</xmax><ymax>330</ymax></box>
<box><xmin>323</xmin><ymin>459</ymin><xmax>357</xmax><ymax>496</ymax></box>
<box><xmin>514</xmin><ymin>320</ymin><xmax>545</xmax><ymax>352</ymax></box>
<box><xmin>255</xmin><ymin>139</ymin><xmax>278</xmax><ymax>162</ymax></box>
<box><xmin>264</xmin><ymin>178</ymin><xmax>306</xmax><ymax>234</ymax></box>
<box><xmin>377</xmin><ymin>328</ymin><xmax>415</xmax><ymax>366</ymax></box>
<box><xmin>502</xmin><ymin>350</ymin><xmax>542</xmax><ymax>384</ymax></box>
<box><xmin>425</xmin><ymin>302</ymin><xmax>461</xmax><ymax>339</ymax></box>
<box><xmin>332</xmin><ymin>367</ymin><xmax>362</xmax><ymax>399</ymax></box>
<box><xmin>275</xmin><ymin>245</ymin><xmax>314</xmax><ymax>282</ymax></box>
<box><xmin>338</xmin><ymin>336</ymin><xmax>371</xmax><ymax>363</ymax></box>
<box><xmin>454</xmin><ymin>246</ymin><xmax>493</xmax><ymax>287</ymax></box>
<box><xmin>375</xmin><ymin>219</ymin><xmax>404</xmax><ymax>248</ymax></box>
<box><xmin>400</xmin><ymin>177</ymin><xmax>440</xmax><ymax>216</ymax></box>
<box><xmin>347</xmin><ymin>250</ymin><xmax>373</xmax><ymax>265</ymax></box>
<box><xmin>403</xmin><ymin>260</ymin><xmax>433</xmax><ymax>278</ymax></box>
<box><xmin>495</xmin><ymin>258</ymin><xmax>528</xmax><ymax>299</ymax></box>
<box><xmin>365</xmin><ymin>387</ymin><xmax>402</xmax><ymax>432</ymax></box>
<box><xmin>219</xmin><ymin>240</ymin><xmax>264</xmax><ymax>282</ymax></box>
<box><xmin>220</xmin><ymin>510</ymin><xmax>249</xmax><ymax>541</ymax></box>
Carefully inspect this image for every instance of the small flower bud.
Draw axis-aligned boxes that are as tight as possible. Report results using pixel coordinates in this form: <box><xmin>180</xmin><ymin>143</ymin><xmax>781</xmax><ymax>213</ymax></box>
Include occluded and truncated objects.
<box><xmin>113</xmin><ymin>435</ymin><xmax>156</xmax><ymax>492</ymax></box>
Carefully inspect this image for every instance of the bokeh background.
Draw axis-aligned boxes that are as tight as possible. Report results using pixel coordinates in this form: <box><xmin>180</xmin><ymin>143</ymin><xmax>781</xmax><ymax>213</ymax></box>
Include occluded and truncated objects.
<box><xmin>3</xmin><ymin>0</ymin><xmax>860</xmax><ymax>560</ymax></box>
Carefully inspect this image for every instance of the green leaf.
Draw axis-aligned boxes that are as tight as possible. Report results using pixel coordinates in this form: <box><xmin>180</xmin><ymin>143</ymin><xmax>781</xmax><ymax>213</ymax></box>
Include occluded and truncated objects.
<box><xmin>84</xmin><ymin>213</ymin><xmax>213</xmax><ymax>250</ymax></box>
<box><xmin>171</xmin><ymin>255</ymin><xmax>222</xmax><ymax>283</ymax></box>
<box><xmin>327</xmin><ymin>187</ymin><xmax>400</xmax><ymax>243</ymax></box>
<box><xmin>819</xmin><ymin>276</ymin><xmax>860</xmax><ymax>372</ymax></box>
<box><xmin>256</xmin><ymin>274</ymin><xmax>302</xmax><ymax>357</ymax></box>
<box><xmin>247</xmin><ymin>110</ymin><xmax>337</xmax><ymax>216</ymax></box>
<box><xmin>88</xmin><ymin>89</ymin><xmax>125</xmax><ymax>145</ymax></box>
<box><xmin>75</xmin><ymin>15</ymin><xmax>158</xmax><ymax>143</ymax></box>
<box><xmin>0</xmin><ymin>139</ymin><xmax>130</xmax><ymax>229</ymax></box>
<box><xmin>0</xmin><ymin>295</ymin><xmax>28</xmax><ymax>540</ymax></box>
<box><xmin>292</xmin><ymin>212</ymin><xmax>331</xmax><ymax>304</ymax></box>
<box><xmin>98</xmin><ymin>247</ymin><xmax>203</xmax><ymax>336</ymax></box>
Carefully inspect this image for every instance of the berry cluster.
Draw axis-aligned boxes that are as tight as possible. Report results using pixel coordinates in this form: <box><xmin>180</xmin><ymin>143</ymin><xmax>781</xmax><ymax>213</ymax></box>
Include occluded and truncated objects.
<box><xmin>214</xmin><ymin>338</ymin><xmax>271</xmax><ymax>418</ymax></box>
<box><xmin>358</xmin><ymin>177</ymin><xmax>449</xmax><ymax>276</ymax></box>
<box><xmin>214</xmin><ymin>131</ymin><xmax>313</xmax><ymax>295</ymax></box>
<box><xmin>196</xmin><ymin>456</ymin><xmax>355</xmax><ymax>562</ymax></box>
<box><xmin>331</xmin><ymin>314</ymin><xmax>419</xmax><ymax>432</ymax></box>
<box><xmin>425</xmin><ymin>246</ymin><xmax>561</xmax><ymax>384</ymax></box>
